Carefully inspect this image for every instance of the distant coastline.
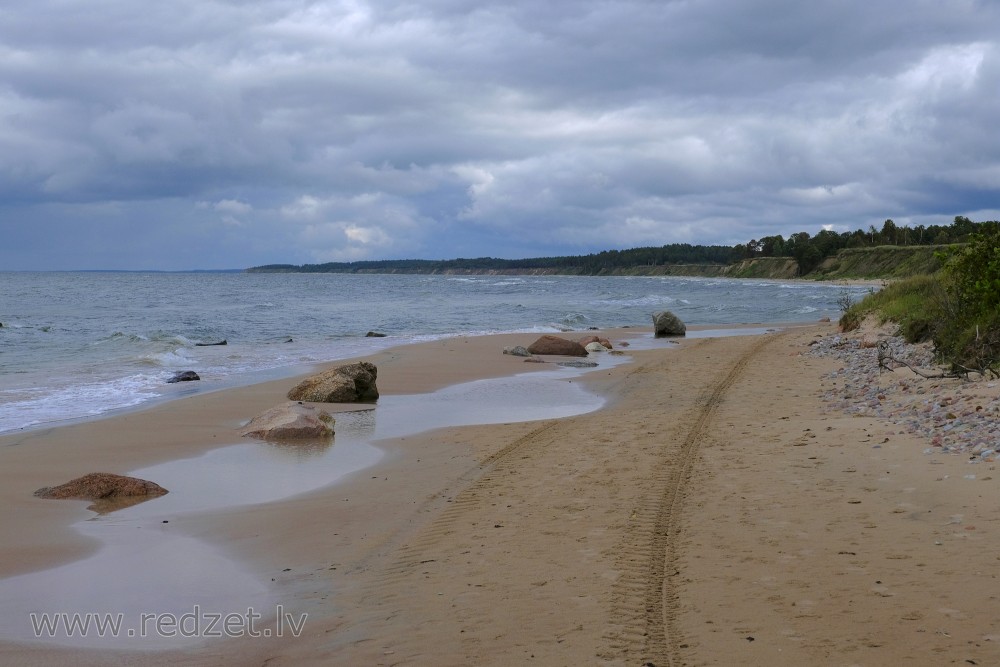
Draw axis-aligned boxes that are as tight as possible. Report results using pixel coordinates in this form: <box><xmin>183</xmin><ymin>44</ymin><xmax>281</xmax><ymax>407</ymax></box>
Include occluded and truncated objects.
<box><xmin>248</xmin><ymin>216</ymin><xmax>997</xmax><ymax>281</ymax></box>
<box><xmin>246</xmin><ymin>244</ymin><xmax>945</xmax><ymax>281</ymax></box>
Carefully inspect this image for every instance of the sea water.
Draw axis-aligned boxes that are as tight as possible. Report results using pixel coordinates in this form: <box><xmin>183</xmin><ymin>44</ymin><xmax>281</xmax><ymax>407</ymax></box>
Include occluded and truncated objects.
<box><xmin>0</xmin><ymin>271</ymin><xmax>871</xmax><ymax>434</ymax></box>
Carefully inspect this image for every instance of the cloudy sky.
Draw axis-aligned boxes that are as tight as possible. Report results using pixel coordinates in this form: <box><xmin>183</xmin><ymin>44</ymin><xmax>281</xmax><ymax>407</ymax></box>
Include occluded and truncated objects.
<box><xmin>2</xmin><ymin>0</ymin><xmax>998</xmax><ymax>270</ymax></box>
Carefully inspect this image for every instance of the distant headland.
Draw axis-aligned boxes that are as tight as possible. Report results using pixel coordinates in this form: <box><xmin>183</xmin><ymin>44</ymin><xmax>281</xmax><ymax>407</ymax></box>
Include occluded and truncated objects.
<box><xmin>247</xmin><ymin>215</ymin><xmax>989</xmax><ymax>281</ymax></box>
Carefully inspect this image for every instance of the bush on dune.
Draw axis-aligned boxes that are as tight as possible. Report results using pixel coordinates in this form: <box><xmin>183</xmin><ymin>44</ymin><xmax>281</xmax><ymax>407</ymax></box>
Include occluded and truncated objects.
<box><xmin>840</xmin><ymin>222</ymin><xmax>1000</xmax><ymax>377</ymax></box>
<box><xmin>936</xmin><ymin>222</ymin><xmax>1000</xmax><ymax>375</ymax></box>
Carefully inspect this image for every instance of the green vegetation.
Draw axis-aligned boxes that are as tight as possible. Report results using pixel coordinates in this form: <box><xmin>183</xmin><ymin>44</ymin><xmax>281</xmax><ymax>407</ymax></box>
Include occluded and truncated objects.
<box><xmin>839</xmin><ymin>275</ymin><xmax>944</xmax><ymax>343</ymax></box>
<box><xmin>809</xmin><ymin>245</ymin><xmax>945</xmax><ymax>280</ymax></box>
<box><xmin>249</xmin><ymin>215</ymin><xmax>993</xmax><ymax>280</ymax></box>
<box><xmin>249</xmin><ymin>243</ymin><xmax>739</xmax><ymax>275</ymax></box>
<box><xmin>840</xmin><ymin>222</ymin><xmax>1000</xmax><ymax>377</ymax></box>
<box><xmin>935</xmin><ymin>222</ymin><xmax>1000</xmax><ymax>375</ymax></box>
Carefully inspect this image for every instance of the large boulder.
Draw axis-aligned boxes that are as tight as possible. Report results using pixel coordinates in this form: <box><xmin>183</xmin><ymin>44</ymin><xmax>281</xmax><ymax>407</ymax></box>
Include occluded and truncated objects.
<box><xmin>287</xmin><ymin>361</ymin><xmax>379</xmax><ymax>403</ymax></box>
<box><xmin>35</xmin><ymin>473</ymin><xmax>168</xmax><ymax>513</ymax></box>
<box><xmin>526</xmin><ymin>335</ymin><xmax>588</xmax><ymax>357</ymax></box>
<box><xmin>652</xmin><ymin>310</ymin><xmax>686</xmax><ymax>337</ymax></box>
<box><xmin>240</xmin><ymin>403</ymin><xmax>335</xmax><ymax>441</ymax></box>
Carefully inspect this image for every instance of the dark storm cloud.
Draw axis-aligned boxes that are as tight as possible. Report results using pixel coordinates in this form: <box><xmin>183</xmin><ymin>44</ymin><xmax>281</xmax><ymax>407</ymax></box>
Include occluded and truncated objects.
<box><xmin>1</xmin><ymin>0</ymin><xmax>998</xmax><ymax>269</ymax></box>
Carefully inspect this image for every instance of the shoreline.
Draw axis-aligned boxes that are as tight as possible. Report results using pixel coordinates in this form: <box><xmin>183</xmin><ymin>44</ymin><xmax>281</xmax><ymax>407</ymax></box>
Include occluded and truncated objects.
<box><xmin>4</xmin><ymin>319</ymin><xmax>995</xmax><ymax>665</ymax></box>
<box><xmin>1</xmin><ymin>322</ymin><xmax>788</xmax><ymax>575</ymax></box>
<box><xmin>0</xmin><ymin>330</ymin><xmax>628</xmax><ymax>578</ymax></box>
<box><xmin>0</xmin><ymin>321</ymin><xmax>807</xmax><ymax>440</ymax></box>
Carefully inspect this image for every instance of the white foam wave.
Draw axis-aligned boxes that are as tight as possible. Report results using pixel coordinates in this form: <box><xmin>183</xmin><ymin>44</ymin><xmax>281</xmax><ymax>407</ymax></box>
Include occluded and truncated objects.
<box><xmin>0</xmin><ymin>375</ymin><xmax>160</xmax><ymax>433</ymax></box>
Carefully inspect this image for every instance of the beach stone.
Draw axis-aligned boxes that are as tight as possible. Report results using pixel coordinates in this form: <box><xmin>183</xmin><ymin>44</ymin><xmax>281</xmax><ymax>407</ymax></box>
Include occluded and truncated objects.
<box><xmin>579</xmin><ymin>335</ymin><xmax>613</xmax><ymax>349</ymax></box>
<box><xmin>240</xmin><ymin>403</ymin><xmax>334</xmax><ymax>441</ymax></box>
<box><xmin>527</xmin><ymin>335</ymin><xmax>588</xmax><ymax>357</ymax></box>
<box><xmin>166</xmin><ymin>370</ymin><xmax>200</xmax><ymax>383</ymax></box>
<box><xmin>652</xmin><ymin>310</ymin><xmax>686</xmax><ymax>337</ymax></box>
<box><xmin>503</xmin><ymin>345</ymin><xmax>532</xmax><ymax>357</ymax></box>
<box><xmin>287</xmin><ymin>361</ymin><xmax>379</xmax><ymax>402</ymax></box>
<box><xmin>34</xmin><ymin>473</ymin><xmax>168</xmax><ymax>503</ymax></box>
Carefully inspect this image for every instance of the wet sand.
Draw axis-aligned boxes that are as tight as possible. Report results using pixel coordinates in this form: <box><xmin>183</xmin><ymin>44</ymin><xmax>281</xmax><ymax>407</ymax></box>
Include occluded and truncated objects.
<box><xmin>2</xmin><ymin>324</ymin><xmax>999</xmax><ymax>665</ymax></box>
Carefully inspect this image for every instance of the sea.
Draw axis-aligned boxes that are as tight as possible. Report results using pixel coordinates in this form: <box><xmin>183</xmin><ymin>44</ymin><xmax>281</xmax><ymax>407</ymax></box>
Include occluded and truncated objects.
<box><xmin>0</xmin><ymin>271</ymin><xmax>871</xmax><ymax>435</ymax></box>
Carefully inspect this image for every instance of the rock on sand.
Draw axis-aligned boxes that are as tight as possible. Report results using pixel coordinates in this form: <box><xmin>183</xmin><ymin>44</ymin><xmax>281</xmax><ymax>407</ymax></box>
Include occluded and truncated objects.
<box><xmin>526</xmin><ymin>335</ymin><xmax>588</xmax><ymax>357</ymax></box>
<box><xmin>288</xmin><ymin>361</ymin><xmax>380</xmax><ymax>403</ymax></box>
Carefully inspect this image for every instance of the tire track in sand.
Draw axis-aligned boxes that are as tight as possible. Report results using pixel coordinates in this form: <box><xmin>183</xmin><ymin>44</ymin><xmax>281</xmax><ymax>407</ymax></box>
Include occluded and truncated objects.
<box><xmin>357</xmin><ymin>419</ymin><xmax>563</xmax><ymax>596</ymax></box>
<box><xmin>606</xmin><ymin>333</ymin><xmax>781</xmax><ymax>666</ymax></box>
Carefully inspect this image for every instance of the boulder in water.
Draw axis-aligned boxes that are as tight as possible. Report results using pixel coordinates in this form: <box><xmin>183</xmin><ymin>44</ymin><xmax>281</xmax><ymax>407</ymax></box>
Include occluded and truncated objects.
<box><xmin>167</xmin><ymin>370</ymin><xmax>200</xmax><ymax>383</ymax></box>
<box><xmin>240</xmin><ymin>403</ymin><xmax>335</xmax><ymax>441</ymax></box>
<box><xmin>34</xmin><ymin>472</ymin><xmax>168</xmax><ymax>513</ymax></box>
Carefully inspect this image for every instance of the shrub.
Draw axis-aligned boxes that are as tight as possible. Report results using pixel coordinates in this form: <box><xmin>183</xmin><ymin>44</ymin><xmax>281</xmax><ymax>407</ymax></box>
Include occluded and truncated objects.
<box><xmin>935</xmin><ymin>222</ymin><xmax>1000</xmax><ymax>375</ymax></box>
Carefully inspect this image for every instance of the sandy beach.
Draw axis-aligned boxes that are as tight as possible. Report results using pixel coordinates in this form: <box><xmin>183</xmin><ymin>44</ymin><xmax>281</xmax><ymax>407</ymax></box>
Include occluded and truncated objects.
<box><xmin>2</xmin><ymin>324</ymin><xmax>999</xmax><ymax>666</ymax></box>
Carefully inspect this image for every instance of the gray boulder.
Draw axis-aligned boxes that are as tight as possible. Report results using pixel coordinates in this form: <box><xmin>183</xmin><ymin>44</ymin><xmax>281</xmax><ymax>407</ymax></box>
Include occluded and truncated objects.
<box><xmin>287</xmin><ymin>361</ymin><xmax>379</xmax><ymax>402</ymax></box>
<box><xmin>526</xmin><ymin>335</ymin><xmax>588</xmax><ymax>357</ymax></box>
<box><xmin>240</xmin><ymin>403</ymin><xmax>335</xmax><ymax>441</ymax></box>
<box><xmin>652</xmin><ymin>310</ymin><xmax>686</xmax><ymax>337</ymax></box>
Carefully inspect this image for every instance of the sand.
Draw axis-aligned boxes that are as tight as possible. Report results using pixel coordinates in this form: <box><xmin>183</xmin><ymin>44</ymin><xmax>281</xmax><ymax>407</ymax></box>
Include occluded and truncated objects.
<box><xmin>1</xmin><ymin>324</ymin><xmax>999</xmax><ymax>666</ymax></box>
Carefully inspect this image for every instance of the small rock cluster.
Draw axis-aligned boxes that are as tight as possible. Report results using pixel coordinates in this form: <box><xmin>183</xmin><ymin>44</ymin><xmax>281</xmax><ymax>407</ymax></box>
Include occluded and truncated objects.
<box><xmin>505</xmin><ymin>334</ymin><xmax>617</xmax><ymax>361</ymax></box>
<box><xmin>808</xmin><ymin>329</ymin><xmax>1000</xmax><ymax>462</ymax></box>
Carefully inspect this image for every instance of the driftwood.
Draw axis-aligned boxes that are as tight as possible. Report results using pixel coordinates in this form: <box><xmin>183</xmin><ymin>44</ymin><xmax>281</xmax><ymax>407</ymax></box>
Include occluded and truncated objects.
<box><xmin>876</xmin><ymin>341</ymin><xmax>955</xmax><ymax>379</ymax></box>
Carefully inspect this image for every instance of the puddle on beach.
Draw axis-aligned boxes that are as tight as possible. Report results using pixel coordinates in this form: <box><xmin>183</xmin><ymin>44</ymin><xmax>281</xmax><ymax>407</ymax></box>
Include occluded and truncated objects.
<box><xmin>0</xmin><ymin>353</ymin><xmax>629</xmax><ymax>649</ymax></box>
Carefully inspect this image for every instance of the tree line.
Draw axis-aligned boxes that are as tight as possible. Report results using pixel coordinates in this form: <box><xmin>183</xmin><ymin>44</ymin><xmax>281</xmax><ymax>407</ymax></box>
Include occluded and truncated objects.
<box><xmin>737</xmin><ymin>216</ymin><xmax>986</xmax><ymax>275</ymax></box>
<box><xmin>248</xmin><ymin>243</ymin><xmax>740</xmax><ymax>273</ymax></box>
<box><xmin>248</xmin><ymin>216</ymin><xmax>993</xmax><ymax>275</ymax></box>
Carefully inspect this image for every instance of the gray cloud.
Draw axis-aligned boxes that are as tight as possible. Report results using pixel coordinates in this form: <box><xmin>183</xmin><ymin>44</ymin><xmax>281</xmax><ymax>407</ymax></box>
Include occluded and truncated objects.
<box><xmin>1</xmin><ymin>0</ymin><xmax>998</xmax><ymax>269</ymax></box>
